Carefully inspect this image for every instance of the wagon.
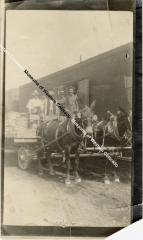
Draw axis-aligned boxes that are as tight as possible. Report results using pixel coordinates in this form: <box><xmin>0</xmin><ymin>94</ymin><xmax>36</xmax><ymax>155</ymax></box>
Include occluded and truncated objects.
<box><xmin>14</xmin><ymin>136</ymin><xmax>132</xmax><ymax>171</ymax></box>
<box><xmin>5</xmin><ymin>111</ymin><xmax>132</xmax><ymax>172</ymax></box>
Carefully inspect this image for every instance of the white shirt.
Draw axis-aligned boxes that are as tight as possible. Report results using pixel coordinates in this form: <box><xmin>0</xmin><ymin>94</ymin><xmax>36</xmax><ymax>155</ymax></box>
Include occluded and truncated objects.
<box><xmin>26</xmin><ymin>97</ymin><xmax>43</xmax><ymax>113</ymax></box>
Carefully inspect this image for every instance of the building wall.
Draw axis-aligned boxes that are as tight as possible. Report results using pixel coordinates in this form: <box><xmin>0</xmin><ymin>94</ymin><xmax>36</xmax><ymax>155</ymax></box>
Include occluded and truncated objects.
<box><xmin>5</xmin><ymin>88</ymin><xmax>19</xmax><ymax>112</ymax></box>
<box><xmin>19</xmin><ymin>44</ymin><xmax>132</xmax><ymax>116</ymax></box>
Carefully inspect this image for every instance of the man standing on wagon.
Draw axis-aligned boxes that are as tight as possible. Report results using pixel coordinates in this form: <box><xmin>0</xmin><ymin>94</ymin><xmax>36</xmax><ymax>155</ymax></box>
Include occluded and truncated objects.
<box><xmin>66</xmin><ymin>87</ymin><xmax>79</xmax><ymax>118</ymax></box>
<box><xmin>41</xmin><ymin>90</ymin><xmax>57</xmax><ymax>121</ymax></box>
<box><xmin>26</xmin><ymin>89</ymin><xmax>43</xmax><ymax>128</ymax></box>
<box><xmin>57</xmin><ymin>89</ymin><xmax>66</xmax><ymax>121</ymax></box>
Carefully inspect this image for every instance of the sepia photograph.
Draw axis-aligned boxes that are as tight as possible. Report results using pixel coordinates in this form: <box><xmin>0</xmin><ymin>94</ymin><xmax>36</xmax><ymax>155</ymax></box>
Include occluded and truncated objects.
<box><xmin>3</xmin><ymin>10</ymin><xmax>133</xmax><ymax>229</ymax></box>
<box><xmin>5</xmin><ymin>0</ymin><xmax>135</xmax><ymax>11</ymax></box>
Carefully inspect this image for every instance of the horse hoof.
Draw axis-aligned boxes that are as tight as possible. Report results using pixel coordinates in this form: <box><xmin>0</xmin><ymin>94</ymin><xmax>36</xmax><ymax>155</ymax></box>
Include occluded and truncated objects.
<box><xmin>38</xmin><ymin>170</ymin><xmax>44</xmax><ymax>176</ymax></box>
<box><xmin>104</xmin><ymin>178</ymin><xmax>111</xmax><ymax>185</ymax></box>
<box><xmin>75</xmin><ymin>177</ymin><xmax>81</xmax><ymax>183</ymax></box>
<box><xmin>115</xmin><ymin>178</ymin><xmax>120</xmax><ymax>183</ymax></box>
<box><xmin>65</xmin><ymin>179</ymin><xmax>71</xmax><ymax>185</ymax></box>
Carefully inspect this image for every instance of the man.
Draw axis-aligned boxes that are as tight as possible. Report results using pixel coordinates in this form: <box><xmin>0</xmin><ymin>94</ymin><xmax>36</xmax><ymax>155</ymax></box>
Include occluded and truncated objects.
<box><xmin>41</xmin><ymin>90</ymin><xmax>57</xmax><ymax>120</ymax></box>
<box><xmin>66</xmin><ymin>87</ymin><xmax>79</xmax><ymax>117</ymax></box>
<box><xmin>48</xmin><ymin>90</ymin><xmax>57</xmax><ymax>117</ymax></box>
<box><xmin>116</xmin><ymin>106</ymin><xmax>131</xmax><ymax>137</ymax></box>
<box><xmin>90</xmin><ymin>99</ymin><xmax>96</xmax><ymax>114</ymax></box>
<box><xmin>26</xmin><ymin>90</ymin><xmax>43</xmax><ymax>127</ymax></box>
<box><xmin>57</xmin><ymin>90</ymin><xmax>66</xmax><ymax>121</ymax></box>
<box><xmin>41</xmin><ymin>95</ymin><xmax>48</xmax><ymax>121</ymax></box>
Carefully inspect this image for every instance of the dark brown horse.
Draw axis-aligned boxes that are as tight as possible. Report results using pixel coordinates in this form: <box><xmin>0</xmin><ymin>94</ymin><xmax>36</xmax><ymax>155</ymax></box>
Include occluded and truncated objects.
<box><xmin>94</xmin><ymin>110</ymin><xmax>132</xmax><ymax>184</ymax></box>
<box><xmin>95</xmin><ymin>110</ymin><xmax>132</xmax><ymax>147</ymax></box>
<box><xmin>36</xmin><ymin>117</ymin><xmax>84</xmax><ymax>185</ymax></box>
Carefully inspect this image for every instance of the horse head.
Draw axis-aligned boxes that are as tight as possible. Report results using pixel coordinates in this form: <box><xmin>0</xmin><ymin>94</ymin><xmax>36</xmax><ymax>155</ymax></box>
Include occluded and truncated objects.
<box><xmin>116</xmin><ymin>109</ymin><xmax>132</xmax><ymax>145</ymax></box>
<box><xmin>69</xmin><ymin>115</ymin><xmax>85</xmax><ymax>140</ymax></box>
<box><xmin>80</xmin><ymin>106</ymin><xmax>94</xmax><ymax>136</ymax></box>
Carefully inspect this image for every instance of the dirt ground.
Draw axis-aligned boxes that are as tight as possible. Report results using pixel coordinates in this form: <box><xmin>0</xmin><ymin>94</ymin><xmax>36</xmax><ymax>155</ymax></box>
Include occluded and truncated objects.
<box><xmin>3</xmin><ymin>153</ymin><xmax>131</xmax><ymax>227</ymax></box>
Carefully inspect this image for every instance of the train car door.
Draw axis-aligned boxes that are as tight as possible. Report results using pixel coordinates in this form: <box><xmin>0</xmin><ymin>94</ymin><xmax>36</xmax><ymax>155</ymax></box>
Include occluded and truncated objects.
<box><xmin>78</xmin><ymin>79</ymin><xmax>89</xmax><ymax>108</ymax></box>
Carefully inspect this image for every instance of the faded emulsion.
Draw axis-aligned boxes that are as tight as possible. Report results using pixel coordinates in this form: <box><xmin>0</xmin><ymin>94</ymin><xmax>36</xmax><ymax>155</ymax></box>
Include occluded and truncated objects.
<box><xmin>1</xmin><ymin>5</ymin><xmax>135</xmax><ymax>236</ymax></box>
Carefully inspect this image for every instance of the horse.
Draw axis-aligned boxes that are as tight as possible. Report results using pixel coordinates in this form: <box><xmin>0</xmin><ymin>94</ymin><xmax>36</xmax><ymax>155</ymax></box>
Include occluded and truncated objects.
<box><xmin>79</xmin><ymin>104</ymin><xmax>98</xmax><ymax>150</ymax></box>
<box><xmin>93</xmin><ymin>110</ymin><xmax>132</xmax><ymax>184</ymax></box>
<box><xmin>98</xmin><ymin>110</ymin><xmax>132</xmax><ymax>147</ymax></box>
<box><xmin>36</xmin><ymin>116</ymin><xmax>84</xmax><ymax>185</ymax></box>
<box><xmin>80</xmin><ymin>105</ymin><xmax>132</xmax><ymax>184</ymax></box>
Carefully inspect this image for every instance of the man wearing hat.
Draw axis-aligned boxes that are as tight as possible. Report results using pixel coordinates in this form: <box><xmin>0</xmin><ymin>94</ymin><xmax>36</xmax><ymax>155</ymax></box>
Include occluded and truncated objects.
<box><xmin>26</xmin><ymin>89</ymin><xmax>43</xmax><ymax>127</ymax></box>
<box><xmin>66</xmin><ymin>87</ymin><xmax>79</xmax><ymax>117</ymax></box>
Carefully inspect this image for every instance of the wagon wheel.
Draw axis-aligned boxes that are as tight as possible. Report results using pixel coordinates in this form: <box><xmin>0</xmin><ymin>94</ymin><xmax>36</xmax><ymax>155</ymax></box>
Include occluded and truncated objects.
<box><xmin>17</xmin><ymin>147</ymin><xmax>32</xmax><ymax>170</ymax></box>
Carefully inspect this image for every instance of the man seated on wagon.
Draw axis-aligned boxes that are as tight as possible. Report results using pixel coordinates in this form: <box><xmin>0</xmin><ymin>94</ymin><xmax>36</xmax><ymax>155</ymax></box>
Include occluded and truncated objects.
<box><xmin>26</xmin><ymin>90</ymin><xmax>43</xmax><ymax>128</ymax></box>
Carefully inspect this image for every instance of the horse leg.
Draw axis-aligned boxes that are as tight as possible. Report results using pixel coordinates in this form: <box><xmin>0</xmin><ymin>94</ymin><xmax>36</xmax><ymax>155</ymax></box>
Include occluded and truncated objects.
<box><xmin>114</xmin><ymin>169</ymin><xmax>120</xmax><ymax>183</ymax></box>
<box><xmin>65</xmin><ymin>146</ymin><xmax>71</xmax><ymax>185</ymax></box>
<box><xmin>102</xmin><ymin>129</ymin><xmax>105</xmax><ymax>147</ymax></box>
<box><xmin>84</xmin><ymin>137</ymin><xmax>87</xmax><ymax>149</ymax></box>
<box><xmin>38</xmin><ymin>155</ymin><xmax>44</xmax><ymax>176</ymax></box>
<box><xmin>113</xmin><ymin>157</ymin><xmax>120</xmax><ymax>183</ymax></box>
<box><xmin>62</xmin><ymin>150</ymin><xmax>66</xmax><ymax>163</ymax></box>
<box><xmin>38</xmin><ymin>148</ymin><xmax>46</xmax><ymax>176</ymax></box>
<box><xmin>104</xmin><ymin>159</ymin><xmax>111</xmax><ymax>184</ymax></box>
<box><xmin>38</xmin><ymin>141</ymin><xmax>46</xmax><ymax>176</ymax></box>
<box><xmin>47</xmin><ymin>152</ymin><xmax>55</xmax><ymax>176</ymax></box>
<box><xmin>74</xmin><ymin>148</ymin><xmax>81</xmax><ymax>183</ymax></box>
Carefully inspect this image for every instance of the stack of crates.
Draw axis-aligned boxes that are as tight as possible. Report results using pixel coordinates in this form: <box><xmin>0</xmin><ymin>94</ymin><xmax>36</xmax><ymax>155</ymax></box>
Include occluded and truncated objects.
<box><xmin>5</xmin><ymin>111</ymin><xmax>38</xmax><ymax>139</ymax></box>
<box><xmin>5</xmin><ymin>111</ymin><xmax>20</xmax><ymax>138</ymax></box>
